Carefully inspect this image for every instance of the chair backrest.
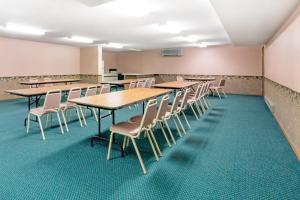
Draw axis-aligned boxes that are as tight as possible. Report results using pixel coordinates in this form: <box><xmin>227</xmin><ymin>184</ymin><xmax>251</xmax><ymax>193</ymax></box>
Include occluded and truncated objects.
<box><xmin>170</xmin><ymin>91</ymin><xmax>182</xmax><ymax>113</ymax></box>
<box><xmin>66</xmin><ymin>88</ymin><xmax>81</xmax><ymax>107</ymax></box>
<box><xmin>144</xmin><ymin>79</ymin><xmax>152</xmax><ymax>88</ymax></box>
<box><xmin>128</xmin><ymin>81</ymin><xmax>136</xmax><ymax>89</ymax></box>
<box><xmin>43</xmin><ymin>77</ymin><xmax>53</xmax><ymax>87</ymax></box>
<box><xmin>199</xmin><ymin>83</ymin><xmax>206</xmax><ymax>98</ymax></box>
<box><xmin>156</xmin><ymin>95</ymin><xmax>169</xmax><ymax>120</ymax></box>
<box><xmin>29</xmin><ymin>78</ymin><xmax>38</xmax><ymax>88</ymax></box>
<box><xmin>100</xmin><ymin>84</ymin><xmax>110</xmax><ymax>94</ymax></box>
<box><xmin>180</xmin><ymin>88</ymin><xmax>192</xmax><ymax>109</ymax></box>
<box><xmin>149</xmin><ymin>78</ymin><xmax>155</xmax><ymax>87</ymax></box>
<box><xmin>176</xmin><ymin>76</ymin><xmax>184</xmax><ymax>81</ymax></box>
<box><xmin>192</xmin><ymin>83</ymin><xmax>202</xmax><ymax>99</ymax></box>
<box><xmin>85</xmin><ymin>86</ymin><xmax>97</xmax><ymax>97</ymax></box>
<box><xmin>220</xmin><ymin>79</ymin><xmax>226</xmax><ymax>87</ymax></box>
<box><xmin>43</xmin><ymin>90</ymin><xmax>62</xmax><ymax>111</ymax></box>
<box><xmin>139</xmin><ymin>99</ymin><xmax>158</xmax><ymax>132</ymax></box>
<box><xmin>136</xmin><ymin>80</ymin><xmax>146</xmax><ymax>88</ymax></box>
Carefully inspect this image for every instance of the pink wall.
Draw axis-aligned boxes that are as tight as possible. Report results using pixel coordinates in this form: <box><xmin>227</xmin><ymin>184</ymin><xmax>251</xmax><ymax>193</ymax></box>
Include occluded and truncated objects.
<box><xmin>80</xmin><ymin>47</ymin><xmax>99</xmax><ymax>75</ymax></box>
<box><xmin>103</xmin><ymin>51</ymin><xmax>117</xmax><ymax>71</ymax></box>
<box><xmin>116</xmin><ymin>45</ymin><xmax>262</xmax><ymax>76</ymax></box>
<box><xmin>265</xmin><ymin>7</ymin><xmax>300</xmax><ymax>93</ymax></box>
<box><xmin>0</xmin><ymin>37</ymin><xmax>80</xmax><ymax>77</ymax></box>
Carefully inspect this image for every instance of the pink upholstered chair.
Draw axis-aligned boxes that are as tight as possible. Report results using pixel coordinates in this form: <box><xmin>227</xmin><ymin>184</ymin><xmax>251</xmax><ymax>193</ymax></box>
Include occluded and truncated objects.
<box><xmin>144</xmin><ymin>79</ymin><xmax>152</xmax><ymax>88</ymax></box>
<box><xmin>29</xmin><ymin>78</ymin><xmax>39</xmax><ymax>88</ymax></box>
<box><xmin>84</xmin><ymin>86</ymin><xmax>98</xmax><ymax>122</ymax></box>
<box><xmin>60</xmin><ymin>88</ymin><xmax>86</xmax><ymax>131</ymax></box>
<box><xmin>100</xmin><ymin>84</ymin><xmax>111</xmax><ymax>94</ymax></box>
<box><xmin>210</xmin><ymin>79</ymin><xmax>226</xmax><ymax>99</ymax></box>
<box><xmin>165</xmin><ymin>91</ymin><xmax>184</xmax><ymax>137</ymax></box>
<box><xmin>186</xmin><ymin>83</ymin><xmax>204</xmax><ymax>120</ymax></box>
<box><xmin>136</xmin><ymin>80</ymin><xmax>146</xmax><ymax>88</ymax></box>
<box><xmin>149</xmin><ymin>78</ymin><xmax>155</xmax><ymax>88</ymax></box>
<box><xmin>107</xmin><ymin>99</ymin><xmax>159</xmax><ymax>174</ymax></box>
<box><xmin>176</xmin><ymin>76</ymin><xmax>184</xmax><ymax>81</ymax></box>
<box><xmin>128</xmin><ymin>81</ymin><xmax>137</xmax><ymax>89</ymax></box>
<box><xmin>27</xmin><ymin>90</ymin><xmax>65</xmax><ymax>140</ymax></box>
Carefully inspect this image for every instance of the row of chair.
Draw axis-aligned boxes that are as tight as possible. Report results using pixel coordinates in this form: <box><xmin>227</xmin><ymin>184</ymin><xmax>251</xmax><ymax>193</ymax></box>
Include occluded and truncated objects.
<box><xmin>128</xmin><ymin>78</ymin><xmax>155</xmax><ymax>89</ymax></box>
<box><xmin>107</xmin><ymin>81</ymin><xmax>213</xmax><ymax>174</ymax></box>
<box><xmin>27</xmin><ymin>84</ymin><xmax>111</xmax><ymax>140</ymax></box>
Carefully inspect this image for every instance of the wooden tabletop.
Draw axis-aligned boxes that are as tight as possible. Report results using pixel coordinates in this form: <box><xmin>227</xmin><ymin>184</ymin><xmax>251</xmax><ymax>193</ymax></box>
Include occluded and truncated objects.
<box><xmin>6</xmin><ymin>83</ymin><xmax>98</xmax><ymax>97</ymax></box>
<box><xmin>69</xmin><ymin>88</ymin><xmax>171</xmax><ymax>110</ymax></box>
<box><xmin>184</xmin><ymin>77</ymin><xmax>216</xmax><ymax>82</ymax></box>
<box><xmin>153</xmin><ymin>81</ymin><xmax>199</xmax><ymax>89</ymax></box>
<box><xmin>101</xmin><ymin>79</ymin><xmax>142</xmax><ymax>86</ymax></box>
<box><xmin>19</xmin><ymin>78</ymin><xmax>81</xmax><ymax>85</ymax></box>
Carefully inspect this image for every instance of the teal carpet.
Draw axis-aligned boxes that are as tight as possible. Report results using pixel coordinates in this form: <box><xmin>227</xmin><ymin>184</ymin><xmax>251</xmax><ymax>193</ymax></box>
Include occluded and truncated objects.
<box><xmin>0</xmin><ymin>95</ymin><xmax>299</xmax><ymax>199</ymax></box>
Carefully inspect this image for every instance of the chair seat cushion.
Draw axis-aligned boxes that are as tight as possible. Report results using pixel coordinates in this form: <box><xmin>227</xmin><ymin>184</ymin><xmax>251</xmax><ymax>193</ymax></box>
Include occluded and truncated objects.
<box><xmin>60</xmin><ymin>103</ymin><xmax>76</xmax><ymax>110</ymax></box>
<box><xmin>30</xmin><ymin>107</ymin><xmax>57</xmax><ymax>116</ymax></box>
<box><xmin>110</xmin><ymin>122</ymin><xmax>141</xmax><ymax>136</ymax></box>
<box><xmin>129</xmin><ymin>115</ymin><xmax>143</xmax><ymax>124</ymax></box>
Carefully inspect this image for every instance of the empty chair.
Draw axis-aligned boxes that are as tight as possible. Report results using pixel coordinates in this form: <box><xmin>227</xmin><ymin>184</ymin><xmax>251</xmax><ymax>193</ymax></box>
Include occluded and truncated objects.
<box><xmin>177</xmin><ymin>88</ymin><xmax>193</xmax><ymax>134</ymax></box>
<box><xmin>43</xmin><ymin>77</ymin><xmax>53</xmax><ymax>87</ymax></box>
<box><xmin>149</xmin><ymin>78</ymin><xmax>155</xmax><ymax>88</ymax></box>
<box><xmin>60</xmin><ymin>88</ymin><xmax>86</xmax><ymax>131</ymax></box>
<box><xmin>210</xmin><ymin>79</ymin><xmax>226</xmax><ymax>99</ymax></box>
<box><xmin>165</xmin><ymin>91</ymin><xmax>184</xmax><ymax>137</ymax></box>
<box><xmin>128</xmin><ymin>81</ymin><xmax>137</xmax><ymax>89</ymax></box>
<box><xmin>136</xmin><ymin>80</ymin><xmax>146</xmax><ymax>88</ymax></box>
<box><xmin>29</xmin><ymin>78</ymin><xmax>39</xmax><ymax>88</ymax></box>
<box><xmin>100</xmin><ymin>84</ymin><xmax>111</xmax><ymax>94</ymax></box>
<box><xmin>176</xmin><ymin>76</ymin><xmax>184</xmax><ymax>81</ymax></box>
<box><xmin>27</xmin><ymin>90</ymin><xmax>65</xmax><ymax>140</ymax></box>
<box><xmin>107</xmin><ymin>99</ymin><xmax>160</xmax><ymax>174</ymax></box>
<box><xmin>144</xmin><ymin>79</ymin><xmax>152</xmax><ymax>88</ymax></box>
<box><xmin>84</xmin><ymin>86</ymin><xmax>98</xmax><ymax>122</ymax></box>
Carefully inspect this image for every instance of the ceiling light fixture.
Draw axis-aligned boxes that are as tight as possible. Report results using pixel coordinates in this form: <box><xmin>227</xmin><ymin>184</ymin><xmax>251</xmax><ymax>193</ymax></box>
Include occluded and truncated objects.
<box><xmin>4</xmin><ymin>23</ymin><xmax>45</xmax><ymax>35</ymax></box>
<box><xmin>155</xmin><ymin>22</ymin><xmax>183</xmax><ymax>34</ymax></box>
<box><xmin>103</xmin><ymin>43</ymin><xmax>124</xmax><ymax>49</ymax></box>
<box><xmin>180</xmin><ymin>35</ymin><xmax>199</xmax><ymax>43</ymax></box>
<box><xmin>67</xmin><ymin>36</ymin><xmax>94</xmax><ymax>43</ymax></box>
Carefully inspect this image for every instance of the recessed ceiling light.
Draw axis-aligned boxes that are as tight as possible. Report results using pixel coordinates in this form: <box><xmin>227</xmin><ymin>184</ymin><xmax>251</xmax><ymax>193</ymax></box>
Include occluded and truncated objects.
<box><xmin>3</xmin><ymin>23</ymin><xmax>45</xmax><ymax>35</ymax></box>
<box><xmin>154</xmin><ymin>22</ymin><xmax>183</xmax><ymax>34</ymax></box>
<box><xmin>103</xmin><ymin>43</ymin><xmax>124</xmax><ymax>49</ymax></box>
<box><xmin>108</xmin><ymin>0</ymin><xmax>158</xmax><ymax>17</ymax></box>
<box><xmin>180</xmin><ymin>35</ymin><xmax>199</xmax><ymax>43</ymax></box>
<box><xmin>67</xmin><ymin>36</ymin><xmax>94</xmax><ymax>43</ymax></box>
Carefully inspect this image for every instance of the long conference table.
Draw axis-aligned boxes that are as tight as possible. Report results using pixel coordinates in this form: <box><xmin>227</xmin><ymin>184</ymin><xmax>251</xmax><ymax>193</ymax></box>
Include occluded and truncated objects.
<box><xmin>69</xmin><ymin>88</ymin><xmax>171</xmax><ymax>156</ymax></box>
<box><xmin>19</xmin><ymin>78</ymin><xmax>81</xmax><ymax>87</ymax></box>
<box><xmin>184</xmin><ymin>77</ymin><xmax>216</xmax><ymax>82</ymax></box>
<box><xmin>6</xmin><ymin>83</ymin><xmax>98</xmax><ymax>126</ymax></box>
<box><xmin>153</xmin><ymin>81</ymin><xmax>199</xmax><ymax>94</ymax></box>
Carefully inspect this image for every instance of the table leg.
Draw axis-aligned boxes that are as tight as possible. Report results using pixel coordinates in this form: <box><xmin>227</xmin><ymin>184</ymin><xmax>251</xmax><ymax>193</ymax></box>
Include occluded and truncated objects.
<box><xmin>142</xmin><ymin>101</ymin><xmax>145</xmax><ymax>114</ymax></box>
<box><xmin>24</xmin><ymin>97</ymin><xmax>31</xmax><ymax>126</ymax></box>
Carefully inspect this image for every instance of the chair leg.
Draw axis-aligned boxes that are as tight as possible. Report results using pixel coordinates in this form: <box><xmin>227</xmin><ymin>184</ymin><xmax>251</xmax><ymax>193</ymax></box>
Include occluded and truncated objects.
<box><xmin>61</xmin><ymin>110</ymin><xmax>69</xmax><ymax>132</ymax></box>
<box><xmin>45</xmin><ymin>114</ymin><xmax>49</xmax><ymax>128</ymax></box>
<box><xmin>221</xmin><ymin>88</ymin><xmax>227</xmax><ymax>97</ymax></box>
<box><xmin>79</xmin><ymin>106</ymin><xmax>87</xmax><ymax>126</ymax></box>
<box><xmin>199</xmin><ymin>99</ymin><xmax>206</xmax><ymax>112</ymax></box>
<box><xmin>181</xmin><ymin>111</ymin><xmax>191</xmax><ymax>129</ymax></box>
<box><xmin>131</xmin><ymin>137</ymin><xmax>147</xmax><ymax>174</ymax></box>
<box><xmin>37</xmin><ymin>116</ymin><xmax>45</xmax><ymax>141</ymax></box>
<box><xmin>164</xmin><ymin>120</ymin><xmax>176</xmax><ymax>144</ymax></box>
<box><xmin>189</xmin><ymin>104</ymin><xmax>199</xmax><ymax>120</ymax></box>
<box><xmin>76</xmin><ymin>107</ymin><xmax>83</xmax><ymax>127</ymax></box>
<box><xmin>93</xmin><ymin>108</ymin><xmax>98</xmax><ymax>122</ymax></box>
<box><xmin>146</xmin><ymin>131</ymin><xmax>159</xmax><ymax>161</ymax></box>
<box><xmin>56</xmin><ymin>111</ymin><xmax>64</xmax><ymax>134</ymax></box>
<box><xmin>172</xmin><ymin>116</ymin><xmax>182</xmax><ymax>137</ymax></box>
<box><xmin>27</xmin><ymin>113</ymin><xmax>31</xmax><ymax>133</ymax></box>
<box><xmin>194</xmin><ymin>102</ymin><xmax>203</xmax><ymax>116</ymax></box>
<box><xmin>159</xmin><ymin>122</ymin><xmax>171</xmax><ymax>147</ymax></box>
<box><xmin>216</xmin><ymin>89</ymin><xmax>221</xmax><ymax>99</ymax></box>
<box><xmin>203</xmin><ymin>97</ymin><xmax>209</xmax><ymax>109</ymax></box>
<box><xmin>107</xmin><ymin>132</ymin><xmax>114</xmax><ymax>160</ymax></box>
<box><xmin>149</xmin><ymin>129</ymin><xmax>163</xmax><ymax>157</ymax></box>
<box><xmin>122</xmin><ymin>136</ymin><xmax>128</xmax><ymax>150</ymax></box>
<box><xmin>176</xmin><ymin>114</ymin><xmax>187</xmax><ymax>135</ymax></box>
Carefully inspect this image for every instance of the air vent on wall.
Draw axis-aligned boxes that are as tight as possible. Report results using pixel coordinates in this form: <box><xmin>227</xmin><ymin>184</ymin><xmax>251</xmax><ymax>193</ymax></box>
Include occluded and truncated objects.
<box><xmin>161</xmin><ymin>48</ymin><xmax>183</xmax><ymax>57</ymax></box>
<box><xmin>78</xmin><ymin>0</ymin><xmax>116</xmax><ymax>7</ymax></box>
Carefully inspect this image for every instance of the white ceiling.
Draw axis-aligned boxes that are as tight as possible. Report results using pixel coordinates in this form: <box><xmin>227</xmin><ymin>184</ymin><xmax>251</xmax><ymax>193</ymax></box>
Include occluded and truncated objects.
<box><xmin>0</xmin><ymin>0</ymin><xmax>299</xmax><ymax>50</ymax></box>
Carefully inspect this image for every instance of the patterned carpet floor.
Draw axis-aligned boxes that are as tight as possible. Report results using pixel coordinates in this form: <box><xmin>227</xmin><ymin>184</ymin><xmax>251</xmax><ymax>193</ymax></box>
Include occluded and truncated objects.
<box><xmin>0</xmin><ymin>94</ymin><xmax>299</xmax><ymax>199</ymax></box>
